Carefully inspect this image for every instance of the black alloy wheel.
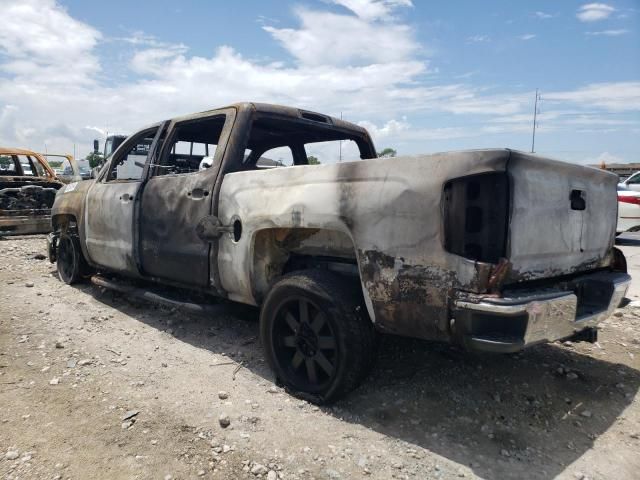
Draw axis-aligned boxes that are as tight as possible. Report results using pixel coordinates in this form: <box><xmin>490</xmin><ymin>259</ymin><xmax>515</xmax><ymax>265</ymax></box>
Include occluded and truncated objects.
<box><xmin>272</xmin><ymin>296</ymin><xmax>339</xmax><ymax>391</ymax></box>
<box><xmin>56</xmin><ymin>233</ymin><xmax>85</xmax><ymax>284</ymax></box>
<box><xmin>260</xmin><ymin>269</ymin><xmax>378</xmax><ymax>404</ymax></box>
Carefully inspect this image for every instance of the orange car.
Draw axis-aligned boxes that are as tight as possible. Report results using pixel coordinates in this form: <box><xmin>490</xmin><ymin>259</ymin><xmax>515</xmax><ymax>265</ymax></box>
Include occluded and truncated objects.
<box><xmin>0</xmin><ymin>147</ymin><xmax>78</xmax><ymax>235</ymax></box>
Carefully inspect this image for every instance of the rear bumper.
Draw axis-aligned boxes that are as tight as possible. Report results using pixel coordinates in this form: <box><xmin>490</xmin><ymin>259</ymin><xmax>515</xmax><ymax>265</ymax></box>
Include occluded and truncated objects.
<box><xmin>0</xmin><ymin>214</ymin><xmax>52</xmax><ymax>236</ymax></box>
<box><xmin>454</xmin><ymin>271</ymin><xmax>630</xmax><ymax>353</ymax></box>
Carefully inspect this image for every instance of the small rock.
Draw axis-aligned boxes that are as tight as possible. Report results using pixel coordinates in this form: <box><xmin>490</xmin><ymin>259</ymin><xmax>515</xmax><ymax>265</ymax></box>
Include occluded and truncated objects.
<box><xmin>25</xmin><ymin>282</ymin><xmax>34</xmax><ymax>288</ymax></box>
<box><xmin>267</xmin><ymin>471</ymin><xmax>277</xmax><ymax>480</ymax></box>
<box><xmin>122</xmin><ymin>421</ymin><xmax>134</xmax><ymax>429</ymax></box>
<box><xmin>198</xmin><ymin>470</ymin><xmax>206</xmax><ymax>477</ymax></box>
<box><xmin>77</xmin><ymin>359</ymin><xmax>93</xmax><ymax>366</ymax></box>
<box><xmin>55</xmin><ymin>340</ymin><xmax>64</xmax><ymax>349</ymax></box>
<box><xmin>66</xmin><ymin>359</ymin><xmax>77</xmax><ymax>368</ymax></box>
<box><xmin>5</xmin><ymin>450</ymin><xmax>19</xmax><ymax>460</ymax></box>
<box><xmin>614</xmin><ymin>311</ymin><xmax>624</xmax><ymax>318</ymax></box>
<box><xmin>566</xmin><ymin>372</ymin><xmax>579</xmax><ymax>381</ymax></box>
<box><xmin>500</xmin><ymin>449</ymin><xmax>511</xmax><ymax>457</ymax></box>
<box><xmin>267</xmin><ymin>386</ymin><xmax>279</xmax><ymax>394</ymax></box>
<box><xmin>219</xmin><ymin>414</ymin><xmax>231</xmax><ymax>428</ymax></box>
<box><xmin>164</xmin><ymin>475</ymin><xmax>173</xmax><ymax>480</ymax></box>
<box><xmin>34</xmin><ymin>253</ymin><xmax>47</xmax><ymax>260</ymax></box>
<box><xmin>581</xmin><ymin>410</ymin><xmax>593</xmax><ymax>418</ymax></box>
<box><xmin>251</xmin><ymin>463</ymin><xmax>268</xmax><ymax>475</ymax></box>
<box><xmin>218</xmin><ymin>391</ymin><xmax>229</xmax><ymax>400</ymax></box>
<box><xmin>325</xmin><ymin>469</ymin><xmax>341</xmax><ymax>479</ymax></box>
<box><xmin>222</xmin><ymin>444</ymin><xmax>232</xmax><ymax>453</ymax></box>
<box><xmin>49</xmin><ymin>377</ymin><xmax>60</xmax><ymax>385</ymax></box>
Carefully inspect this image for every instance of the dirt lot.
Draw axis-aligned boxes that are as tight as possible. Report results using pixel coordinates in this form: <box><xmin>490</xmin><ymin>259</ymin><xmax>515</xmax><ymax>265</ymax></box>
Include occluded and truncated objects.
<box><xmin>1</xmin><ymin>235</ymin><xmax>639</xmax><ymax>480</ymax></box>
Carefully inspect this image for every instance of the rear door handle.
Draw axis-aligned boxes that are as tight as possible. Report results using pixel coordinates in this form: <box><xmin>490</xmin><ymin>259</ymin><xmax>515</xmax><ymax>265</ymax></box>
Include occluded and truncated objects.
<box><xmin>119</xmin><ymin>193</ymin><xmax>133</xmax><ymax>203</ymax></box>
<box><xmin>187</xmin><ymin>188</ymin><xmax>209</xmax><ymax>200</ymax></box>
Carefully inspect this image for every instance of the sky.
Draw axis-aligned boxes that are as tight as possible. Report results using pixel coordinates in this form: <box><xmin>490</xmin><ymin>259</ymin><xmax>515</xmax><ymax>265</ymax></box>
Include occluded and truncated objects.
<box><xmin>0</xmin><ymin>0</ymin><xmax>638</xmax><ymax>165</ymax></box>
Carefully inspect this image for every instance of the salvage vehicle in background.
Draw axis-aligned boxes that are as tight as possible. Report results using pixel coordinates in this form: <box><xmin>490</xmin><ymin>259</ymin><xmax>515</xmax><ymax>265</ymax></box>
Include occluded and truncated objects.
<box><xmin>90</xmin><ymin>134</ymin><xmax>127</xmax><ymax>179</ymax></box>
<box><xmin>48</xmin><ymin>102</ymin><xmax>630</xmax><ymax>403</ymax></box>
<box><xmin>0</xmin><ymin>147</ymin><xmax>72</xmax><ymax>235</ymax></box>
<box><xmin>43</xmin><ymin>153</ymin><xmax>82</xmax><ymax>184</ymax></box>
<box><xmin>618</xmin><ymin>171</ymin><xmax>640</xmax><ymax>191</ymax></box>
<box><xmin>617</xmin><ymin>185</ymin><xmax>640</xmax><ymax>234</ymax></box>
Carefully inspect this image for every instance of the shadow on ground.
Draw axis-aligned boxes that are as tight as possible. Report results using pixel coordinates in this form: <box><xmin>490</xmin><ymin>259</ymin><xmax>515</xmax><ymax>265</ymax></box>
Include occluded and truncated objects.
<box><xmin>70</xmin><ymin>275</ymin><xmax>638</xmax><ymax>480</ymax></box>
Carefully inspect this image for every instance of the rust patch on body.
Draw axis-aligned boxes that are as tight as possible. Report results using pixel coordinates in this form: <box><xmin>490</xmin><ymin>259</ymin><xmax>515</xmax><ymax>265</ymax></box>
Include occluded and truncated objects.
<box><xmin>358</xmin><ymin>249</ymin><xmax>454</xmax><ymax>341</ymax></box>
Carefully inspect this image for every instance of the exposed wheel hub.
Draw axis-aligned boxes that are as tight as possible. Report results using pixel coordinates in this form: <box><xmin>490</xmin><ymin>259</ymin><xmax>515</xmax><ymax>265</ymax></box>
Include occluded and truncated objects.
<box><xmin>296</xmin><ymin>322</ymin><xmax>318</xmax><ymax>357</ymax></box>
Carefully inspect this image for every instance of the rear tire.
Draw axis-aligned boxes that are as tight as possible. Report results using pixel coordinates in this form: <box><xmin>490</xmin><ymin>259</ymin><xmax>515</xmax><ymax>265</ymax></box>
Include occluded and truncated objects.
<box><xmin>260</xmin><ymin>269</ymin><xmax>377</xmax><ymax>404</ymax></box>
<box><xmin>56</xmin><ymin>232</ymin><xmax>88</xmax><ymax>284</ymax></box>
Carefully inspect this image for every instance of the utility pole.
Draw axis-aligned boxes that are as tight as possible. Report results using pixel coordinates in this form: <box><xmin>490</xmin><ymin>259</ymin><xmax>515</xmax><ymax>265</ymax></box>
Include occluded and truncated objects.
<box><xmin>339</xmin><ymin>112</ymin><xmax>343</xmax><ymax>162</ymax></box>
<box><xmin>531</xmin><ymin>88</ymin><xmax>540</xmax><ymax>153</ymax></box>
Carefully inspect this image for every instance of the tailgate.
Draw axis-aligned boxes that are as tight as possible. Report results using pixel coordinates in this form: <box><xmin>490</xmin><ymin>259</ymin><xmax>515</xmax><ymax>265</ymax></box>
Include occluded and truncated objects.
<box><xmin>506</xmin><ymin>151</ymin><xmax>617</xmax><ymax>282</ymax></box>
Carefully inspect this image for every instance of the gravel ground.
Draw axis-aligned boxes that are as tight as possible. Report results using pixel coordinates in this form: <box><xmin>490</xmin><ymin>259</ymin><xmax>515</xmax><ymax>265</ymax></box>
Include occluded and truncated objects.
<box><xmin>1</xmin><ymin>235</ymin><xmax>639</xmax><ymax>480</ymax></box>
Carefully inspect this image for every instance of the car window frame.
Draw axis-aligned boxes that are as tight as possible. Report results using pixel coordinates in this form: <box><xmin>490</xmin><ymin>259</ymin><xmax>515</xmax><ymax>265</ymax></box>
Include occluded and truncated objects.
<box><xmin>100</xmin><ymin>124</ymin><xmax>163</xmax><ymax>184</ymax></box>
<box><xmin>150</xmin><ymin>112</ymin><xmax>232</xmax><ymax>179</ymax></box>
<box><xmin>626</xmin><ymin>172</ymin><xmax>640</xmax><ymax>185</ymax></box>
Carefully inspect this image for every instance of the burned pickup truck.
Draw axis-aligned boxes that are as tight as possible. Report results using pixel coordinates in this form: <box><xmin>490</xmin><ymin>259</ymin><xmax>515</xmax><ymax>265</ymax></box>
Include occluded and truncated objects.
<box><xmin>0</xmin><ymin>147</ymin><xmax>73</xmax><ymax>236</ymax></box>
<box><xmin>48</xmin><ymin>102</ymin><xmax>630</xmax><ymax>402</ymax></box>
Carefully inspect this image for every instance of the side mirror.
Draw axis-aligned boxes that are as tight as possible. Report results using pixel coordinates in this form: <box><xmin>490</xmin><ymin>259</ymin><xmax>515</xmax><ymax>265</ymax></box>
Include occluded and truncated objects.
<box><xmin>93</xmin><ymin>139</ymin><xmax>99</xmax><ymax>154</ymax></box>
<box><xmin>199</xmin><ymin>156</ymin><xmax>214</xmax><ymax>171</ymax></box>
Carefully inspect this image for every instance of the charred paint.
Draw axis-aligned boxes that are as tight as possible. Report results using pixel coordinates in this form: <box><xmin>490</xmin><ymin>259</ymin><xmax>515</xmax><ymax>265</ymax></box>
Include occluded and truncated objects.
<box><xmin>0</xmin><ymin>147</ymin><xmax>66</xmax><ymax>235</ymax></box>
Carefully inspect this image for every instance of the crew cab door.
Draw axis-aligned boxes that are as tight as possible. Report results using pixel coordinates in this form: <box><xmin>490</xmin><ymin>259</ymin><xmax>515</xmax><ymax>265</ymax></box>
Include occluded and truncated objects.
<box><xmin>138</xmin><ymin>109</ymin><xmax>235</xmax><ymax>287</ymax></box>
<box><xmin>84</xmin><ymin>124</ymin><xmax>165</xmax><ymax>274</ymax></box>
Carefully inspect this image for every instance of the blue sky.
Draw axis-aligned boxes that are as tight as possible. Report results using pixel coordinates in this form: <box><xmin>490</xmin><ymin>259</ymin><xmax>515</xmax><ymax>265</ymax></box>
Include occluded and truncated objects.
<box><xmin>0</xmin><ymin>0</ymin><xmax>638</xmax><ymax>164</ymax></box>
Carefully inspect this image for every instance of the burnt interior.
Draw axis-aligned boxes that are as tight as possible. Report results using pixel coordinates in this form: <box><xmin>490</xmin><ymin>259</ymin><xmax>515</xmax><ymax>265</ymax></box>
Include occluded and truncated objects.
<box><xmin>0</xmin><ymin>180</ymin><xmax>62</xmax><ymax>212</ymax></box>
<box><xmin>241</xmin><ymin>115</ymin><xmax>376</xmax><ymax>168</ymax></box>
<box><xmin>443</xmin><ymin>172</ymin><xmax>509</xmax><ymax>264</ymax></box>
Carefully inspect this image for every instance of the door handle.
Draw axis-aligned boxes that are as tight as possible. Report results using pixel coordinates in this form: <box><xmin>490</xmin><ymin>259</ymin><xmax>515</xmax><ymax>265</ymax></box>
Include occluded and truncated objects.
<box><xmin>187</xmin><ymin>188</ymin><xmax>209</xmax><ymax>200</ymax></box>
<box><xmin>119</xmin><ymin>193</ymin><xmax>134</xmax><ymax>203</ymax></box>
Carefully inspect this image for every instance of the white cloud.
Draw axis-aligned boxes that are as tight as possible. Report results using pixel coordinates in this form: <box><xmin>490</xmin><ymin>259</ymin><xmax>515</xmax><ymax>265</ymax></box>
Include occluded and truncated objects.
<box><xmin>329</xmin><ymin>0</ymin><xmax>412</xmax><ymax>20</ymax></box>
<box><xmin>534</xmin><ymin>11</ymin><xmax>553</xmax><ymax>19</ymax></box>
<box><xmin>545</xmin><ymin>82</ymin><xmax>640</xmax><ymax>111</ymax></box>
<box><xmin>358</xmin><ymin>118</ymin><xmax>410</xmax><ymax>139</ymax></box>
<box><xmin>466</xmin><ymin>35</ymin><xmax>490</xmax><ymax>43</ymax></box>
<box><xmin>263</xmin><ymin>7</ymin><xmax>417</xmax><ymax>66</ymax></box>
<box><xmin>585</xmin><ymin>29</ymin><xmax>630</xmax><ymax>36</ymax></box>
<box><xmin>594</xmin><ymin>151</ymin><xmax>624</xmax><ymax>164</ymax></box>
<box><xmin>518</xmin><ymin>34</ymin><xmax>537</xmax><ymax>40</ymax></box>
<box><xmin>576</xmin><ymin>3</ymin><xmax>615</xmax><ymax>22</ymax></box>
<box><xmin>0</xmin><ymin>0</ymin><xmax>101</xmax><ymax>85</ymax></box>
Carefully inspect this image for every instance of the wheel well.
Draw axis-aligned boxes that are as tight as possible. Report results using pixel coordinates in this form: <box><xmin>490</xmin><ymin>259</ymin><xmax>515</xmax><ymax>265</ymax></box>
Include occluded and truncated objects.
<box><xmin>252</xmin><ymin>228</ymin><xmax>359</xmax><ymax>303</ymax></box>
<box><xmin>52</xmin><ymin>214</ymin><xmax>78</xmax><ymax>233</ymax></box>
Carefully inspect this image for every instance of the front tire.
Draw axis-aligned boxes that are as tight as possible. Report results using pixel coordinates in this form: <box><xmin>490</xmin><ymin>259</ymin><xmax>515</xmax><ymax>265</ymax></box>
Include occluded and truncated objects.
<box><xmin>260</xmin><ymin>270</ymin><xmax>377</xmax><ymax>404</ymax></box>
<box><xmin>56</xmin><ymin>232</ymin><xmax>87</xmax><ymax>284</ymax></box>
